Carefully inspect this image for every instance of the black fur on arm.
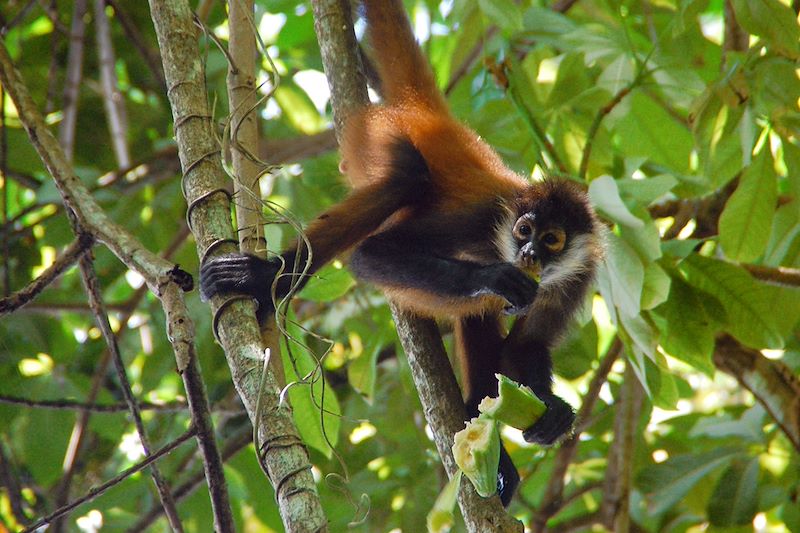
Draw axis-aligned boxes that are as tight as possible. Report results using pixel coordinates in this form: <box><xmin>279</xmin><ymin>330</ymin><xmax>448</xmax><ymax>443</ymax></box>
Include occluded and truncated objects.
<box><xmin>199</xmin><ymin>137</ymin><xmax>432</xmax><ymax>321</ymax></box>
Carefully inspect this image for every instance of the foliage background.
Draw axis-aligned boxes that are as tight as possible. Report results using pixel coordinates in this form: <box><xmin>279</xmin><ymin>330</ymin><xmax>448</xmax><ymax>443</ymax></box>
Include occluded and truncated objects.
<box><xmin>1</xmin><ymin>0</ymin><xmax>799</xmax><ymax>531</ymax></box>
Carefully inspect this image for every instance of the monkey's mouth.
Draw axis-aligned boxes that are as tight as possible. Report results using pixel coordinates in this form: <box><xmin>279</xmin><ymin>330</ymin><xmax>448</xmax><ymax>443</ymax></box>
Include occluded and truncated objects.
<box><xmin>515</xmin><ymin>254</ymin><xmax>542</xmax><ymax>282</ymax></box>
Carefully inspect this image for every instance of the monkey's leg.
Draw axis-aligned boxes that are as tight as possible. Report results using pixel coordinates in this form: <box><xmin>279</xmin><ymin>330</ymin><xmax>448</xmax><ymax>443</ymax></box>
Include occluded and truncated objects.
<box><xmin>456</xmin><ymin>315</ymin><xmax>520</xmax><ymax>507</ymax></box>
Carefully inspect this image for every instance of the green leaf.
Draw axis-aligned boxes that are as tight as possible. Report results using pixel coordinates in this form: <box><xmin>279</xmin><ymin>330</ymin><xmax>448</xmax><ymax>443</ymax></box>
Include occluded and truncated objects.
<box><xmin>588</xmin><ymin>175</ymin><xmax>644</xmax><ymax>228</ymax></box>
<box><xmin>718</xmin><ymin>148</ymin><xmax>777</xmax><ymax>262</ymax></box>
<box><xmin>690</xmin><ymin>91</ymin><xmax>746</xmax><ymax>189</ymax></box>
<box><xmin>680</xmin><ymin>255</ymin><xmax>786</xmax><ymax>348</ymax></box>
<box><xmin>656</xmin><ymin>277</ymin><xmax>716</xmax><ymax>375</ymax></box>
<box><xmin>478</xmin><ymin>0</ymin><xmax>523</xmax><ymax>33</ymax></box>
<box><xmin>637</xmin><ymin>449</ymin><xmax>739</xmax><ymax>516</ymax></box>
<box><xmin>616</xmin><ymin>174</ymin><xmax>678</xmax><ymax>205</ymax></box>
<box><xmin>347</xmin><ymin>333</ymin><xmax>386</xmax><ymax>402</ymax></box>
<box><xmin>764</xmin><ymin>200</ymin><xmax>800</xmax><ymax>266</ymax></box>
<box><xmin>641</xmin><ymin>263</ymin><xmax>671</xmax><ymax>311</ymax></box>
<box><xmin>615</xmin><ymin>92</ymin><xmax>693</xmax><ymax>173</ymax></box>
<box><xmin>552</xmin><ymin>319</ymin><xmax>598</xmax><ymax>380</ymax></box>
<box><xmin>730</xmin><ymin>0</ymin><xmax>800</xmax><ymax>58</ymax></box>
<box><xmin>619</xmin><ymin>215</ymin><xmax>662</xmax><ymax>263</ymax></box>
<box><xmin>599</xmin><ymin>232</ymin><xmax>644</xmax><ymax>318</ymax></box>
<box><xmin>708</xmin><ymin>458</ymin><xmax>760</xmax><ymax>526</ymax></box>
<box><xmin>274</xmin><ymin>82</ymin><xmax>327</xmax><ymax>134</ymax></box>
<box><xmin>522</xmin><ymin>7</ymin><xmax>577</xmax><ymax>38</ymax></box>
<box><xmin>298</xmin><ymin>264</ymin><xmax>356</xmax><ymax>302</ymax></box>
<box><xmin>281</xmin><ymin>313</ymin><xmax>341</xmax><ymax>457</ymax></box>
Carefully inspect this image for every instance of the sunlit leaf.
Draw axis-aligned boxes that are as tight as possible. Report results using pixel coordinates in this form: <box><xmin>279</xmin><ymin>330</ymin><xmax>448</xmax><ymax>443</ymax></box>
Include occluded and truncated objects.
<box><xmin>718</xmin><ymin>148</ymin><xmax>777</xmax><ymax>262</ymax></box>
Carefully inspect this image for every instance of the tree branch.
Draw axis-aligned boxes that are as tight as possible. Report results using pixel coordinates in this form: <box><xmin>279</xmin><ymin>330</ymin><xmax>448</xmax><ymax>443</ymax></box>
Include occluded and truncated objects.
<box><xmin>0</xmin><ymin>34</ymin><xmax>234</xmax><ymax>533</ymax></box>
<box><xmin>147</xmin><ymin>1</ymin><xmax>326</xmax><ymax>530</ymax></box>
<box><xmin>309</xmin><ymin>1</ymin><xmax>522</xmax><ymax>529</ymax></box>
<box><xmin>0</xmin><ymin>233</ymin><xmax>94</xmax><ymax>316</ymax></box>
<box><xmin>714</xmin><ymin>334</ymin><xmax>800</xmax><ymax>451</ymax></box>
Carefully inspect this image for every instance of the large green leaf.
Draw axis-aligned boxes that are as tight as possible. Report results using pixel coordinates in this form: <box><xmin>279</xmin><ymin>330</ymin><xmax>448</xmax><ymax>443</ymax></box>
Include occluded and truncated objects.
<box><xmin>298</xmin><ymin>263</ymin><xmax>356</xmax><ymax>302</ymax></box>
<box><xmin>680</xmin><ymin>255</ymin><xmax>791</xmax><ymax>348</ymax></box>
<box><xmin>763</xmin><ymin>200</ymin><xmax>800</xmax><ymax>266</ymax></box>
<box><xmin>731</xmin><ymin>0</ymin><xmax>800</xmax><ymax>58</ymax></box>
<box><xmin>656</xmin><ymin>277</ymin><xmax>716</xmax><ymax>375</ymax></box>
<box><xmin>599</xmin><ymin>232</ymin><xmax>645</xmax><ymax>319</ymax></box>
<box><xmin>478</xmin><ymin>0</ymin><xmax>523</xmax><ymax>33</ymax></box>
<box><xmin>637</xmin><ymin>449</ymin><xmax>739</xmax><ymax>516</ymax></box>
<box><xmin>718</xmin><ymin>148</ymin><xmax>777</xmax><ymax>262</ymax></box>
<box><xmin>707</xmin><ymin>458</ymin><xmax>760</xmax><ymax>526</ymax></box>
<box><xmin>588</xmin><ymin>175</ymin><xmax>644</xmax><ymax>228</ymax></box>
<box><xmin>281</xmin><ymin>313</ymin><xmax>341</xmax><ymax>457</ymax></box>
<box><xmin>615</xmin><ymin>91</ymin><xmax>693</xmax><ymax>173</ymax></box>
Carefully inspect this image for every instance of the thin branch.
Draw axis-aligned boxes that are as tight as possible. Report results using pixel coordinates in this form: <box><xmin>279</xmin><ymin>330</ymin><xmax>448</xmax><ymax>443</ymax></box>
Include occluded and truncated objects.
<box><xmin>579</xmin><ymin>75</ymin><xmax>642</xmax><ymax>181</ymax></box>
<box><xmin>93</xmin><ymin>0</ymin><xmax>131</xmax><ymax>168</ymax></box>
<box><xmin>104</xmin><ymin>0</ymin><xmax>166</xmax><ymax>89</ymax></box>
<box><xmin>443</xmin><ymin>27</ymin><xmax>498</xmax><ymax>96</ymax></box>
<box><xmin>77</xmin><ymin>253</ymin><xmax>185</xmax><ymax>532</ymax></box>
<box><xmin>52</xmin><ymin>226</ymin><xmax>190</xmax><ymax>526</ymax></box>
<box><xmin>0</xmin><ymin>439</ymin><xmax>27</xmax><ymax>524</ymax></box>
<box><xmin>0</xmin><ymin>0</ymin><xmax>37</xmax><ymax>36</ymax></box>
<box><xmin>22</xmin><ymin>427</ymin><xmax>197</xmax><ymax>533</ymax></box>
<box><xmin>0</xmin><ymin>18</ymin><xmax>233</xmax><ymax>533</ymax></box>
<box><xmin>0</xmin><ymin>394</ymin><xmax>188</xmax><ymax>413</ymax></box>
<box><xmin>2</xmin><ymin>83</ymin><xmax>9</xmax><ymax>297</ymax></box>
<box><xmin>0</xmin><ymin>233</ymin><xmax>94</xmax><ymax>316</ymax></box>
<box><xmin>58</xmin><ymin>0</ymin><xmax>88</xmax><ymax>162</ymax></box>
<box><xmin>532</xmin><ymin>338</ymin><xmax>622</xmax><ymax>531</ymax></box>
<box><xmin>742</xmin><ymin>264</ymin><xmax>800</xmax><ymax>287</ymax></box>
<box><xmin>551</xmin><ymin>0</ymin><xmax>582</xmax><ymax>13</ymax></box>
<box><xmin>600</xmin><ymin>361</ymin><xmax>644</xmax><ymax>532</ymax></box>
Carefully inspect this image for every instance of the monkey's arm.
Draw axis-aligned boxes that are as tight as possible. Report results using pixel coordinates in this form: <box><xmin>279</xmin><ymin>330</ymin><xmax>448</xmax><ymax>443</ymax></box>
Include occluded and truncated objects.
<box><xmin>349</xmin><ymin>223</ymin><xmax>538</xmax><ymax>313</ymax></box>
<box><xmin>499</xmin><ymin>272</ymin><xmax>594</xmax><ymax>445</ymax></box>
<box><xmin>200</xmin><ymin>138</ymin><xmax>430</xmax><ymax>316</ymax></box>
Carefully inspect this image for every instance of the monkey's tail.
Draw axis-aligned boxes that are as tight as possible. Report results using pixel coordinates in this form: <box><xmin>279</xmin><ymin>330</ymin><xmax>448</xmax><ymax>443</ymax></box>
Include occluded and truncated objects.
<box><xmin>362</xmin><ymin>0</ymin><xmax>447</xmax><ymax>112</ymax></box>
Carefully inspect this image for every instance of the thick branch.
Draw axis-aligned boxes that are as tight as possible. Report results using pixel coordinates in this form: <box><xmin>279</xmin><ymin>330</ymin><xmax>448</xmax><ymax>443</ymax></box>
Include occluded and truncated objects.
<box><xmin>714</xmin><ymin>335</ymin><xmax>800</xmax><ymax>451</ymax></box>
<box><xmin>393</xmin><ymin>309</ymin><xmax>523</xmax><ymax>532</ymax></box>
<box><xmin>147</xmin><ymin>1</ymin><xmax>325</xmax><ymax>531</ymax></box>
<box><xmin>310</xmin><ymin>1</ymin><xmax>522</xmax><ymax>529</ymax></box>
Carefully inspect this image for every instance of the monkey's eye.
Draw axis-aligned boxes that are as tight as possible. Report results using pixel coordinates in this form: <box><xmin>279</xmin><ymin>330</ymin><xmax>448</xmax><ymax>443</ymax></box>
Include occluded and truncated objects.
<box><xmin>513</xmin><ymin>218</ymin><xmax>533</xmax><ymax>240</ymax></box>
<box><xmin>540</xmin><ymin>229</ymin><xmax>566</xmax><ymax>252</ymax></box>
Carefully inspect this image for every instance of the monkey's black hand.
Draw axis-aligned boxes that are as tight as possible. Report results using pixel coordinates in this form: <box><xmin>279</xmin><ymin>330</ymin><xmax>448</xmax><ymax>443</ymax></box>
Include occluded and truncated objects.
<box><xmin>200</xmin><ymin>254</ymin><xmax>279</xmax><ymax>319</ymax></box>
<box><xmin>522</xmin><ymin>394</ymin><xmax>575</xmax><ymax>445</ymax></box>
<box><xmin>470</xmin><ymin>263</ymin><xmax>538</xmax><ymax>315</ymax></box>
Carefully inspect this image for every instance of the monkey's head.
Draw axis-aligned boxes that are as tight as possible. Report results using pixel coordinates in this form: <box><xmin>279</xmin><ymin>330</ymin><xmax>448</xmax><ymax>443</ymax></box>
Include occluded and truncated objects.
<box><xmin>506</xmin><ymin>180</ymin><xmax>602</xmax><ymax>287</ymax></box>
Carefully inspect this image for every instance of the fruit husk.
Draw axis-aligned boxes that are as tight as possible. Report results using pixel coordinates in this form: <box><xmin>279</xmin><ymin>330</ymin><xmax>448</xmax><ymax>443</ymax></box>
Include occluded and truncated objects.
<box><xmin>478</xmin><ymin>374</ymin><xmax>546</xmax><ymax>430</ymax></box>
<box><xmin>451</xmin><ymin>417</ymin><xmax>500</xmax><ymax>498</ymax></box>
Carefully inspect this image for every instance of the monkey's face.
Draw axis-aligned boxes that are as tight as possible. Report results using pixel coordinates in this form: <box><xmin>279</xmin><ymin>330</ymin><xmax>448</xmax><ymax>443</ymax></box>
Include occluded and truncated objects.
<box><xmin>510</xmin><ymin>214</ymin><xmax>568</xmax><ymax>280</ymax></box>
<box><xmin>505</xmin><ymin>180</ymin><xmax>601</xmax><ymax>287</ymax></box>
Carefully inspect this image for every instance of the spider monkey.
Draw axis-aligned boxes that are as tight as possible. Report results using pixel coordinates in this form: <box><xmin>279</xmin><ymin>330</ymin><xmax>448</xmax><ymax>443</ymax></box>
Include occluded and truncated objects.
<box><xmin>200</xmin><ymin>0</ymin><xmax>602</xmax><ymax>506</ymax></box>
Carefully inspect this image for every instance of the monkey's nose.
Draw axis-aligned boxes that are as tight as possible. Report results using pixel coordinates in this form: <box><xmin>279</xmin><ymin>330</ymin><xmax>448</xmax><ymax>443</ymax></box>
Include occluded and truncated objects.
<box><xmin>521</xmin><ymin>242</ymin><xmax>536</xmax><ymax>260</ymax></box>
